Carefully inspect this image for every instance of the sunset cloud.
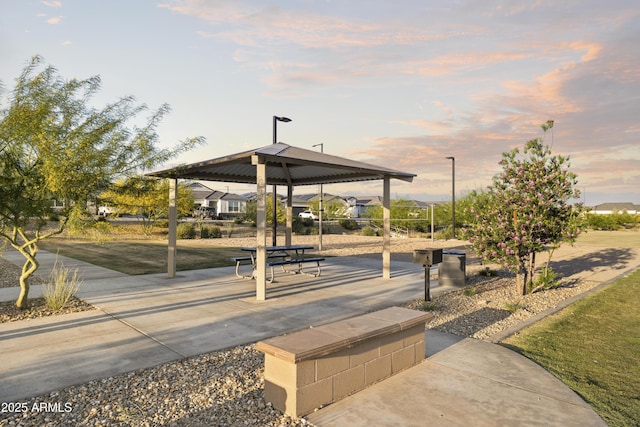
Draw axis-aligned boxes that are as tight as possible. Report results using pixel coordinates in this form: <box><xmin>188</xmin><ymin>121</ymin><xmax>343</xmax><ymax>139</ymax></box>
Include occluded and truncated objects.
<box><xmin>41</xmin><ymin>1</ymin><xmax>62</xmax><ymax>8</ymax></box>
<box><xmin>3</xmin><ymin>0</ymin><xmax>636</xmax><ymax>204</ymax></box>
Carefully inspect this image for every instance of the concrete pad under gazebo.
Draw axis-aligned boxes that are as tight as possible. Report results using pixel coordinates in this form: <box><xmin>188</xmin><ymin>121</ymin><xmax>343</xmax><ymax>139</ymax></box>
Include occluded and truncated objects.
<box><xmin>147</xmin><ymin>142</ymin><xmax>415</xmax><ymax>301</ymax></box>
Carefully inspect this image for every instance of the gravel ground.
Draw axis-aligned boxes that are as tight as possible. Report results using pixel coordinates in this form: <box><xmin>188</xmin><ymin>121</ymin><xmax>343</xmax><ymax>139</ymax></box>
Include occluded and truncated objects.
<box><xmin>0</xmin><ymin>258</ymin><xmax>94</xmax><ymax>323</ymax></box>
<box><xmin>0</xmin><ymin>259</ymin><xmax>45</xmax><ymax>289</ymax></box>
<box><xmin>0</xmin><ymin>235</ymin><xmax>614</xmax><ymax>426</ymax></box>
<box><xmin>404</xmin><ymin>272</ymin><xmax>602</xmax><ymax>340</ymax></box>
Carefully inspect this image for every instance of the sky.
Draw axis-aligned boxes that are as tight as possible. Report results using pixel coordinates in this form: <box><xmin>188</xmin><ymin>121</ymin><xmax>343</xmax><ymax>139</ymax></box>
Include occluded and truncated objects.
<box><xmin>1</xmin><ymin>0</ymin><xmax>638</xmax><ymax>206</ymax></box>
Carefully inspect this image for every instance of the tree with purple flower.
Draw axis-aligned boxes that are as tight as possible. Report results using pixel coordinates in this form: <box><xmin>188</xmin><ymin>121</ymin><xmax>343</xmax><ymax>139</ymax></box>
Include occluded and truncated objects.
<box><xmin>461</xmin><ymin>122</ymin><xmax>584</xmax><ymax>294</ymax></box>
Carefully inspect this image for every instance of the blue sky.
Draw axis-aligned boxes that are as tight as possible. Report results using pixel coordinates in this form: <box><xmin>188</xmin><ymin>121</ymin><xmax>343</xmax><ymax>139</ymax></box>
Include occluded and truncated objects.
<box><xmin>1</xmin><ymin>0</ymin><xmax>638</xmax><ymax>206</ymax></box>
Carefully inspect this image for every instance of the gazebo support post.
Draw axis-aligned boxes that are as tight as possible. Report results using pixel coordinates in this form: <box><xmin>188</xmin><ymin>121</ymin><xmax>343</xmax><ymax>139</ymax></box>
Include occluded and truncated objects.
<box><xmin>286</xmin><ymin>185</ymin><xmax>293</xmax><ymax>247</ymax></box>
<box><xmin>253</xmin><ymin>155</ymin><xmax>268</xmax><ymax>300</ymax></box>
<box><xmin>168</xmin><ymin>178</ymin><xmax>177</xmax><ymax>279</ymax></box>
<box><xmin>383</xmin><ymin>175</ymin><xmax>391</xmax><ymax>279</ymax></box>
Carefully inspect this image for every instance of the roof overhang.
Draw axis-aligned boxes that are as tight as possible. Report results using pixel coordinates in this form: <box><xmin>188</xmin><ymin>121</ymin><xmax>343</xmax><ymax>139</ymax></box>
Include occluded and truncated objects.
<box><xmin>146</xmin><ymin>143</ymin><xmax>415</xmax><ymax>186</ymax></box>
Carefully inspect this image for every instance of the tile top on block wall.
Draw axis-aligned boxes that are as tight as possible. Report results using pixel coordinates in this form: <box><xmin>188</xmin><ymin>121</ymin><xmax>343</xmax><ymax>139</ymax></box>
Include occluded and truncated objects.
<box><xmin>256</xmin><ymin>307</ymin><xmax>434</xmax><ymax>417</ymax></box>
<box><xmin>256</xmin><ymin>307</ymin><xmax>434</xmax><ymax>363</ymax></box>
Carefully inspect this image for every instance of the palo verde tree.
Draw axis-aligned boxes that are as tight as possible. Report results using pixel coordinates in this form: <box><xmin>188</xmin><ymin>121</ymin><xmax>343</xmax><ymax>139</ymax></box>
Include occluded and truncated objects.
<box><xmin>244</xmin><ymin>194</ymin><xmax>286</xmax><ymax>226</ymax></box>
<box><xmin>461</xmin><ymin>122</ymin><xmax>584</xmax><ymax>294</ymax></box>
<box><xmin>0</xmin><ymin>56</ymin><xmax>204</xmax><ymax>308</ymax></box>
<box><xmin>306</xmin><ymin>197</ymin><xmax>349</xmax><ymax>219</ymax></box>
<box><xmin>100</xmin><ymin>176</ymin><xmax>195</xmax><ymax>233</ymax></box>
<box><xmin>365</xmin><ymin>199</ymin><xmax>423</xmax><ymax>227</ymax></box>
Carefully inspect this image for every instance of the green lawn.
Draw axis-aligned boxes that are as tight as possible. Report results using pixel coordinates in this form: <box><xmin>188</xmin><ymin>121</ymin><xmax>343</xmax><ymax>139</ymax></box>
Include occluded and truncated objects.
<box><xmin>502</xmin><ymin>269</ymin><xmax>640</xmax><ymax>426</ymax></box>
<box><xmin>39</xmin><ymin>238</ymin><xmax>244</xmax><ymax>275</ymax></box>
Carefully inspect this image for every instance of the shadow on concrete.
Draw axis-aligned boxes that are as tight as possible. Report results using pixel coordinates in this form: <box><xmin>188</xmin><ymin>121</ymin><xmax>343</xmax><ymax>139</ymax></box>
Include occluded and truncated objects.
<box><xmin>550</xmin><ymin>247</ymin><xmax>635</xmax><ymax>277</ymax></box>
<box><xmin>425</xmin><ymin>329</ymin><xmax>465</xmax><ymax>357</ymax></box>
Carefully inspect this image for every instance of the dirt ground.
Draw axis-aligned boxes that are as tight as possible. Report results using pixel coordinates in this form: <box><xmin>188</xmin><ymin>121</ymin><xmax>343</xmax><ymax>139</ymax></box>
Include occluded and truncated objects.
<box><xmin>190</xmin><ymin>229</ymin><xmax>640</xmax><ymax>280</ymax></box>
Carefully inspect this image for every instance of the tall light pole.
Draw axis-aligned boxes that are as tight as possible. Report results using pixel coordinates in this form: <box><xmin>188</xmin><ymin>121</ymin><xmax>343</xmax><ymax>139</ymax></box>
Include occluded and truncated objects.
<box><xmin>312</xmin><ymin>143</ymin><xmax>323</xmax><ymax>251</ymax></box>
<box><xmin>446</xmin><ymin>156</ymin><xmax>455</xmax><ymax>239</ymax></box>
<box><xmin>272</xmin><ymin>116</ymin><xmax>291</xmax><ymax>246</ymax></box>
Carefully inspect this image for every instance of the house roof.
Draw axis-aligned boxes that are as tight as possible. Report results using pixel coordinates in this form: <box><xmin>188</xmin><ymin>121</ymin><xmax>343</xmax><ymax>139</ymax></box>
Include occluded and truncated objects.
<box><xmin>185</xmin><ymin>182</ymin><xmax>215</xmax><ymax>200</ymax></box>
<box><xmin>147</xmin><ymin>143</ymin><xmax>415</xmax><ymax>186</ymax></box>
<box><xmin>204</xmin><ymin>191</ymin><xmax>248</xmax><ymax>202</ymax></box>
<box><xmin>364</xmin><ymin>196</ymin><xmax>384</xmax><ymax>206</ymax></box>
<box><xmin>593</xmin><ymin>202</ymin><xmax>639</xmax><ymax>211</ymax></box>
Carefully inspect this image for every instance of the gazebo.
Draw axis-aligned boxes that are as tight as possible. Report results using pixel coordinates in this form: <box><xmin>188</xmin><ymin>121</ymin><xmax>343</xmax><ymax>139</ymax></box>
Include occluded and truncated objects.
<box><xmin>147</xmin><ymin>143</ymin><xmax>416</xmax><ymax>301</ymax></box>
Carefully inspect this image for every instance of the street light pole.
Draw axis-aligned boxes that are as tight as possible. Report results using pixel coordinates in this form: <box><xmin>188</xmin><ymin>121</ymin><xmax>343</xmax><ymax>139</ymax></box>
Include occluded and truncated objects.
<box><xmin>312</xmin><ymin>143</ymin><xmax>323</xmax><ymax>251</ymax></box>
<box><xmin>272</xmin><ymin>116</ymin><xmax>291</xmax><ymax>246</ymax></box>
<box><xmin>445</xmin><ymin>156</ymin><xmax>455</xmax><ymax>239</ymax></box>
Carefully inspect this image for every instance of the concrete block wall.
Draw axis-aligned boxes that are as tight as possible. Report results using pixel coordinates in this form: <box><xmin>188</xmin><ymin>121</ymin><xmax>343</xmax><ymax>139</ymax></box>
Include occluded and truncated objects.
<box><xmin>257</xmin><ymin>307</ymin><xmax>433</xmax><ymax>417</ymax></box>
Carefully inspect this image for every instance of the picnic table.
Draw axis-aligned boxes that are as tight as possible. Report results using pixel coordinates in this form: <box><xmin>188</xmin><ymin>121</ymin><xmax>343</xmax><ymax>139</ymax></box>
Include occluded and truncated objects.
<box><xmin>232</xmin><ymin>245</ymin><xmax>325</xmax><ymax>282</ymax></box>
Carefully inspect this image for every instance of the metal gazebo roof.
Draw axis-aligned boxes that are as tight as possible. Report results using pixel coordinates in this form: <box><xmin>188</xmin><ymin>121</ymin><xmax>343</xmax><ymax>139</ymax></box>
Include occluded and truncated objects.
<box><xmin>147</xmin><ymin>142</ymin><xmax>415</xmax><ymax>301</ymax></box>
<box><xmin>147</xmin><ymin>143</ymin><xmax>416</xmax><ymax>186</ymax></box>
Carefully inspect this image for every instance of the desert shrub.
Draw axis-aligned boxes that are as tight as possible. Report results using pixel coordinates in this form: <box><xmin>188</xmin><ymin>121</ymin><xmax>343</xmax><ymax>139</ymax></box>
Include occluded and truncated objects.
<box><xmin>90</xmin><ymin>223</ymin><xmax>114</xmax><ymax>244</ymax></box>
<box><xmin>300</xmin><ymin>218</ymin><xmax>314</xmax><ymax>227</ymax></box>
<box><xmin>420</xmin><ymin>300</ymin><xmax>438</xmax><ymax>311</ymax></box>
<box><xmin>177</xmin><ymin>223</ymin><xmax>196</xmax><ymax>239</ymax></box>
<box><xmin>434</xmin><ymin>226</ymin><xmax>453</xmax><ymax>240</ymax></box>
<box><xmin>297</xmin><ymin>226</ymin><xmax>317</xmax><ymax>236</ymax></box>
<box><xmin>154</xmin><ymin>219</ymin><xmax>169</xmax><ymax>229</ymax></box>
<box><xmin>532</xmin><ymin>267</ymin><xmax>559</xmax><ymax>291</ymax></box>
<box><xmin>361</xmin><ymin>226</ymin><xmax>378</xmax><ymax>236</ymax></box>
<box><xmin>43</xmin><ymin>257</ymin><xmax>83</xmax><ymax>311</ymax></box>
<box><xmin>586</xmin><ymin>214</ymin><xmax>618</xmax><ymax>231</ymax></box>
<box><xmin>413</xmin><ymin>222</ymin><xmax>430</xmax><ymax>233</ymax></box>
<box><xmin>339</xmin><ymin>219</ymin><xmax>359</xmax><ymax>231</ymax></box>
<box><xmin>504</xmin><ymin>302</ymin><xmax>523</xmax><ymax>313</ymax></box>
<box><xmin>67</xmin><ymin>208</ymin><xmax>94</xmax><ymax>236</ymax></box>
<box><xmin>292</xmin><ymin>218</ymin><xmax>305</xmax><ymax>234</ymax></box>
<box><xmin>478</xmin><ymin>268</ymin><xmax>498</xmax><ymax>277</ymax></box>
<box><xmin>293</xmin><ymin>217</ymin><xmax>315</xmax><ymax>234</ymax></box>
<box><xmin>463</xmin><ymin>286</ymin><xmax>476</xmax><ymax>296</ymax></box>
<box><xmin>586</xmin><ymin>213</ymin><xmax>640</xmax><ymax>231</ymax></box>
<box><xmin>201</xmin><ymin>225</ymin><xmax>222</xmax><ymax>238</ymax></box>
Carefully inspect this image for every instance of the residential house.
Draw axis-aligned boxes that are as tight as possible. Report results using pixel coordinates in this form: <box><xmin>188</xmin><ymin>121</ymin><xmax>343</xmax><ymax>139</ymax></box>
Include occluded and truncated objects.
<box><xmin>186</xmin><ymin>182</ymin><xmax>248</xmax><ymax>218</ymax></box>
<box><xmin>242</xmin><ymin>192</ymin><xmax>309</xmax><ymax>216</ymax></box>
<box><xmin>590</xmin><ymin>202</ymin><xmax>640</xmax><ymax>215</ymax></box>
<box><xmin>298</xmin><ymin>193</ymin><xmax>350</xmax><ymax>218</ymax></box>
<box><xmin>345</xmin><ymin>196</ymin><xmax>383</xmax><ymax>218</ymax></box>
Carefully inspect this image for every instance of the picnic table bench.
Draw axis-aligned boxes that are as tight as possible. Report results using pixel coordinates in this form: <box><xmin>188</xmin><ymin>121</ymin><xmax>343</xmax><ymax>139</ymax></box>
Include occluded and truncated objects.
<box><xmin>232</xmin><ymin>245</ymin><xmax>325</xmax><ymax>282</ymax></box>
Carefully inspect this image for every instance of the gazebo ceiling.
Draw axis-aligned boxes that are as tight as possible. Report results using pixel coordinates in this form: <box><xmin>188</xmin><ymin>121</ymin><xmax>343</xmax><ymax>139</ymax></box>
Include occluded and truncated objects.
<box><xmin>147</xmin><ymin>143</ymin><xmax>416</xmax><ymax>186</ymax></box>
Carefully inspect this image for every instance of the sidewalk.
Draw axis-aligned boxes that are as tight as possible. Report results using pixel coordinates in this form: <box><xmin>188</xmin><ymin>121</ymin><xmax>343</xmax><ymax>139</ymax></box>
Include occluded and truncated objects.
<box><xmin>1</xmin><ymin>247</ymin><xmax>628</xmax><ymax>425</ymax></box>
<box><xmin>308</xmin><ymin>330</ymin><xmax>606</xmax><ymax>426</ymax></box>
<box><xmin>0</xmin><ymin>250</ymin><xmax>432</xmax><ymax>402</ymax></box>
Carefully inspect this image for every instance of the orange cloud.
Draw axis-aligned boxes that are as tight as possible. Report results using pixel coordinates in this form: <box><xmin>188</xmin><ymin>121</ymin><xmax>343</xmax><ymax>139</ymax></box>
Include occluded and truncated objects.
<box><xmin>41</xmin><ymin>0</ymin><xmax>62</xmax><ymax>7</ymax></box>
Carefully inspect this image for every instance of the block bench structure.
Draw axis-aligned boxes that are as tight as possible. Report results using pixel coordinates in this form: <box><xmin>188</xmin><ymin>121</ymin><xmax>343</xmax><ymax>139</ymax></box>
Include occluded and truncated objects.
<box><xmin>255</xmin><ymin>307</ymin><xmax>434</xmax><ymax>417</ymax></box>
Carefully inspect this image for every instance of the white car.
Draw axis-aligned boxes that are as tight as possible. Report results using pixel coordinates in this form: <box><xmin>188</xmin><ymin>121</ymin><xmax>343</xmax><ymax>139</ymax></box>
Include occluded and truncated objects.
<box><xmin>298</xmin><ymin>210</ymin><xmax>319</xmax><ymax>220</ymax></box>
<box><xmin>98</xmin><ymin>206</ymin><xmax>115</xmax><ymax>216</ymax></box>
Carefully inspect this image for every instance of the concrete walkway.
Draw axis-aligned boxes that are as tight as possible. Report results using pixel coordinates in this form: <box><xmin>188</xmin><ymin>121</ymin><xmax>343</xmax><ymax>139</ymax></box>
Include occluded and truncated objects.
<box><xmin>1</xmin><ymin>247</ymin><xmax>627</xmax><ymax>425</ymax></box>
<box><xmin>308</xmin><ymin>330</ymin><xmax>606</xmax><ymax>426</ymax></box>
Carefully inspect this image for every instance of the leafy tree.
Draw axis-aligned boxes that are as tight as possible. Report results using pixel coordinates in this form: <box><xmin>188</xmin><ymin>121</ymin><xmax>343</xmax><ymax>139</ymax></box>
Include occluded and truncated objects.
<box><xmin>461</xmin><ymin>122</ymin><xmax>584</xmax><ymax>294</ymax></box>
<box><xmin>0</xmin><ymin>56</ymin><xmax>203</xmax><ymax>308</ymax></box>
<box><xmin>99</xmin><ymin>176</ymin><xmax>195</xmax><ymax>233</ymax></box>
<box><xmin>307</xmin><ymin>197</ymin><xmax>348</xmax><ymax>219</ymax></box>
<box><xmin>364</xmin><ymin>199</ymin><xmax>423</xmax><ymax>227</ymax></box>
<box><xmin>586</xmin><ymin>212</ymin><xmax>639</xmax><ymax>230</ymax></box>
<box><xmin>243</xmin><ymin>194</ymin><xmax>285</xmax><ymax>226</ymax></box>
